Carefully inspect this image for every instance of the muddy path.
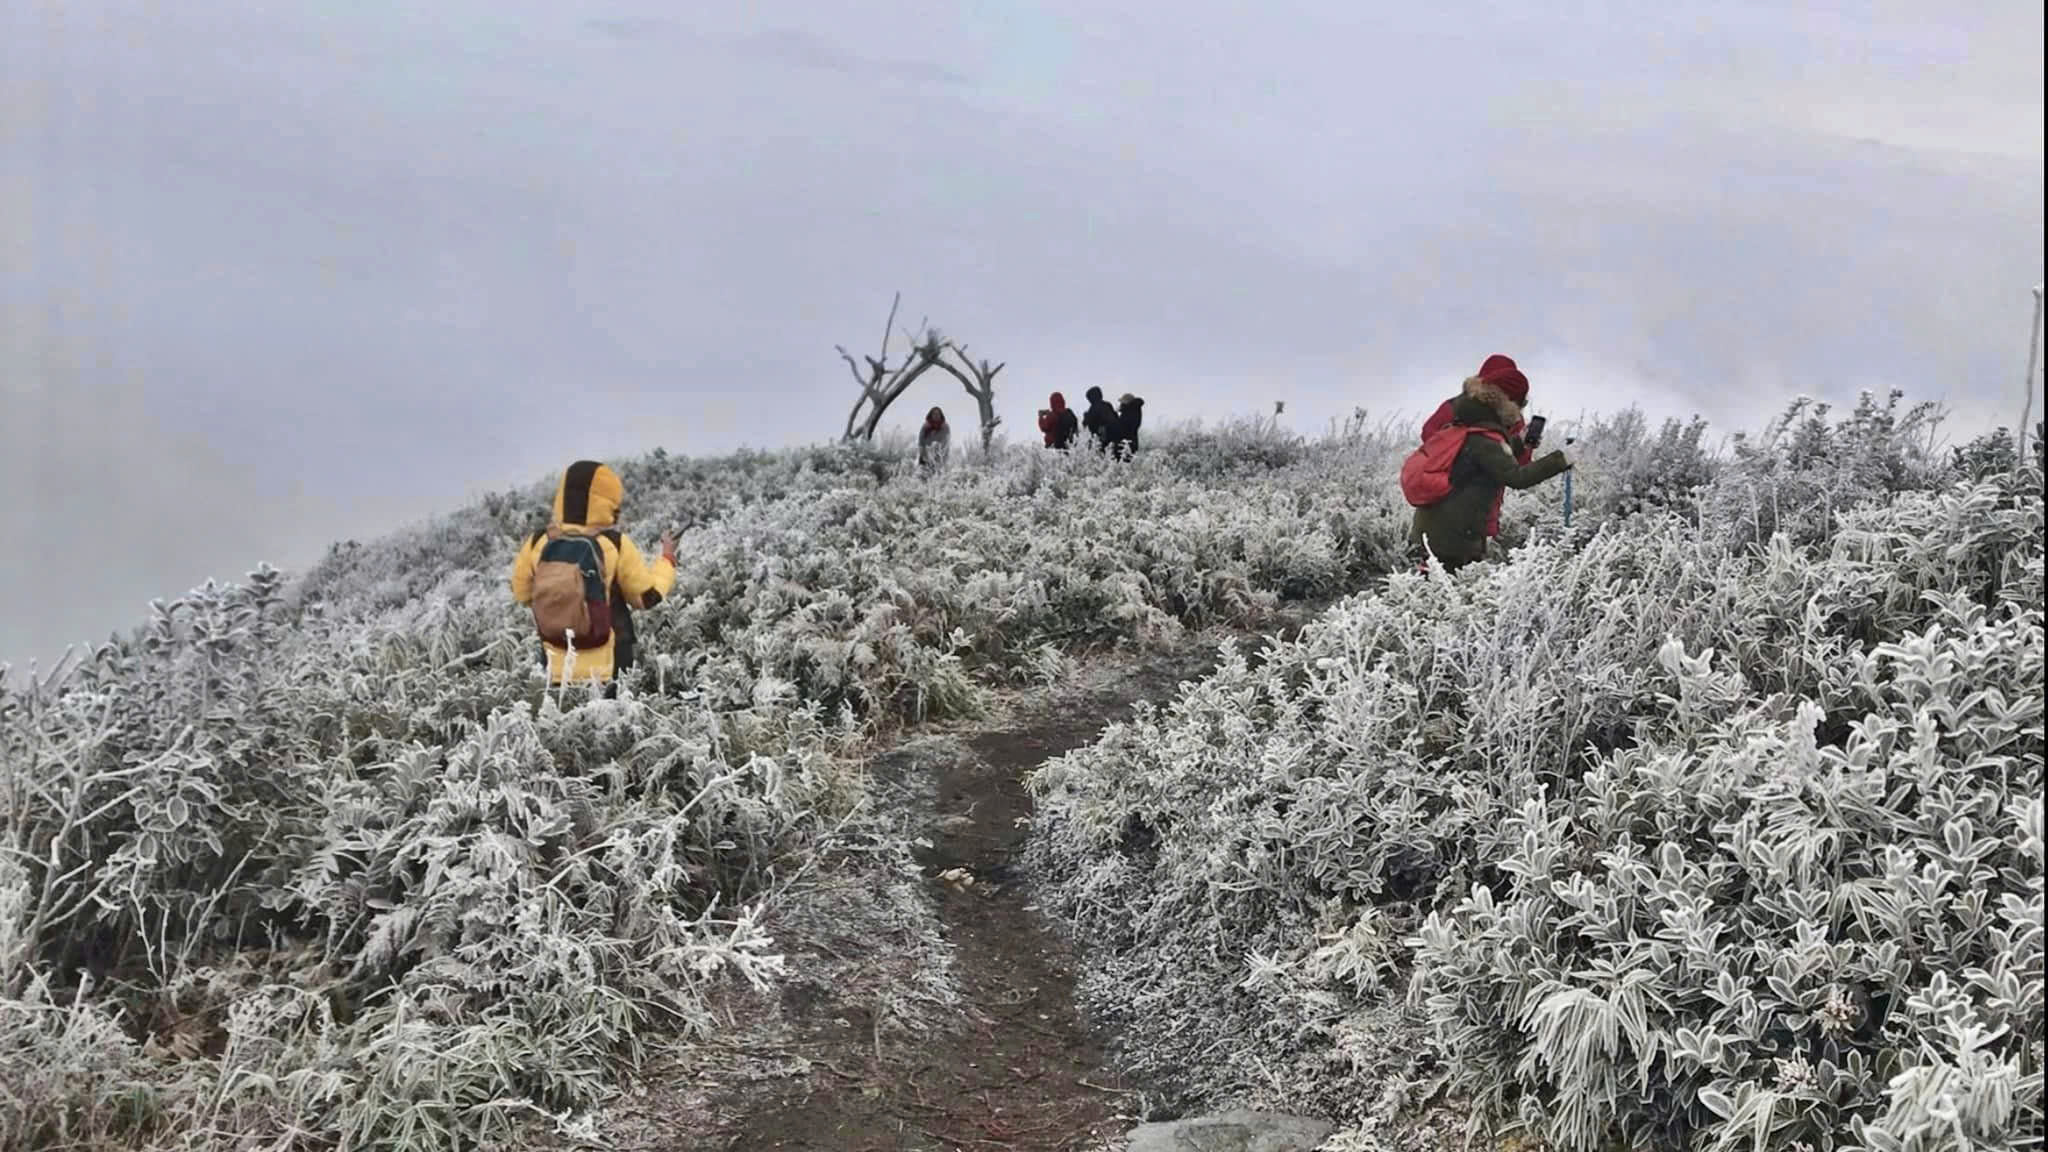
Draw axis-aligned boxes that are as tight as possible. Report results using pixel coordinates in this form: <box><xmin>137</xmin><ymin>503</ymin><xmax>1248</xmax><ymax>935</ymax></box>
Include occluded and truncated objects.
<box><xmin>626</xmin><ymin>610</ymin><xmax>1327</xmax><ymax>1147</ymax></box>
<box><xmin>712</xmin><ymin>642</ymin><xmax>1228</xmax><ymax>1151</ymax></box>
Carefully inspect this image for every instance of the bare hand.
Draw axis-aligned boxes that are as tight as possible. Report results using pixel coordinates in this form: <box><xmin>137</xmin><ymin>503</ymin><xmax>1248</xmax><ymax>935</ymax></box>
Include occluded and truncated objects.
<box><xmin>660</xmin><ymin>531</ymin><xmax>677</xmax><ymax>561</ymax></box>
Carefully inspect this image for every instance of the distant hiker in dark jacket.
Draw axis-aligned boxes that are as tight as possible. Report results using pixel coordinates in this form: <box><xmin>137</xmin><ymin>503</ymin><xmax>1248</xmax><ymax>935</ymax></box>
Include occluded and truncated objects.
<box><xmin>1112</xmin><ymin>393</ymin><xmax>1146</xmax><ymax>458</ymax></box>
<box><xmin>917</xmin><ymin>407</ymin><xmax>951</xmax><ymax>475</ymax></box>
<box><xmin>511</xmin><ymin>460</ymin><xmax>677</xmax><ymax>687</ymax></box>
<box><xmin>1082</xmin><ymin>387</ymin><xmax>1119</xmax><ymax>450</ymax></box>
<box><xmin>1038</xmin><ymin>391</ymin><xmax>1080</xmax><ymax>450</ymax></box>
<box><xmin>1407</xmin><ymin>363</ymin><xmax>1570</xmax><ymax>571</ymax></box>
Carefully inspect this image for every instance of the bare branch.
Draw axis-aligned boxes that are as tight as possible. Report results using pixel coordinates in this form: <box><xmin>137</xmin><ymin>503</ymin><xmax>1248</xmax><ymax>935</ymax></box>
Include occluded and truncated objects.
<box><xmin>836</xmin><ymin>346</ymin><xmax>875</xmax><ymax>394</ymax></box>
<box><xmin>929</xmin><ymin>354</ymin><xmax>975</xmax><ymax>392</ymax></box>
<box><xmin>843</xmin><ymin>294</ymin><xmax>912</xmax><ymax>440</ymax></box>
<box><xmin>931</xmin><ymin>346</ymin><xmax>1005</xmax><ymax>453</ymax></box>
<box><xmin>855</xmin><ymin>356</ymin><xmax>940</xmax><ymax>441</ymax></box>
<box><xmin>903</xmin><ymin>316</ymin><xmax>935</xmax><ymax>351</ymax></box>
<box><xmin>878</xmin><ymin>291</ymin><xmax>901</xmax><ymax>362</ymax></box>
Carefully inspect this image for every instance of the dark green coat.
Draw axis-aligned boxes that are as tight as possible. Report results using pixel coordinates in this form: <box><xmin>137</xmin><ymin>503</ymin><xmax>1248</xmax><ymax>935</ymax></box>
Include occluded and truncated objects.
<box><xmin>1409</xmin><ymin>393</ymin><xmax>1571</xmax><ymax>569</ymax></box>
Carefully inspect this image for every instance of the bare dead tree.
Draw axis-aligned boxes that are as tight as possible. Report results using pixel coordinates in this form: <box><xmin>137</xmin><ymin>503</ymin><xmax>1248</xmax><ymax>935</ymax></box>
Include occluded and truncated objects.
<box><xmin>930</xmin><ymin>341</ymin><xmax>1005</xmax><ymax>453</ymax></box>
<box><xmin>838</xmin><ymin>294</ymin><xmax>1006</xmax><ymax>452</ymax></box>
<box><xmin>839</xmin><ymin>292</ymin><xmax>945</xmax><ymax>442</ymax></box>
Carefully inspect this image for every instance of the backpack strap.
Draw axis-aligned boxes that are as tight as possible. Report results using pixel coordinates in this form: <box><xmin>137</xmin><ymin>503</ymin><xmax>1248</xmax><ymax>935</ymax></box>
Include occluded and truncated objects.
<box><xmin>1446</xmin><ymin>426</ymin><xmax>1510</xmax><ymax>489</ymax></box>
<box><xmin>598</xmin><ymin>529</ymin><xmax>628</xmax><ymax>604</ymax></box>
<box><xmin>538</xmin><ymin>523</ymin><xmax>634</xmax><ymax>603</ymax></box>
<box><xmin>539</xmin><ymin>524</ymin><xmax>612</xmax><ymax>576</ymax></box>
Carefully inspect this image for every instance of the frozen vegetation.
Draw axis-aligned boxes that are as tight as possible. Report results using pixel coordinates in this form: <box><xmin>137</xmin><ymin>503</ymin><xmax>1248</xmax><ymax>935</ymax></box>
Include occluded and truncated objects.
<box><xmin>1031</xmin><ymin>399</ymin><xmax>2044</xmax><ymax>1151</ymax></box>
<box><xmin>0</xmin><ymin>393</ymin><xmax>2038</xmax><ymax>1151</ymax></box>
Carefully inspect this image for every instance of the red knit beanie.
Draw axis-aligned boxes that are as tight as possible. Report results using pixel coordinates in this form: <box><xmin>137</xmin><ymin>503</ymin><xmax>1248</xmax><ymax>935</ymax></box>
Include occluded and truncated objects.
<box><xmin>1476</xmin><ymin>354</ymin><xmax>1529</xmax><ymax>404</ymax></box>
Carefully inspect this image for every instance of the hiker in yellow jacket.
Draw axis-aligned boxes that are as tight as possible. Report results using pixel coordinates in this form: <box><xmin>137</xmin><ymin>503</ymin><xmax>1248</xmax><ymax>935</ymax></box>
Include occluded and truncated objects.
<box><xmin>510</xmin><ymin>460</ymin><xmax>677</xmax><ymax>687</ymax></box>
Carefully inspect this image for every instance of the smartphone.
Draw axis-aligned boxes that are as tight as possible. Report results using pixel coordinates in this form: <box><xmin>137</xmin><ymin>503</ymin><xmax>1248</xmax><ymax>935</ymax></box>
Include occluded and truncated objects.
<box><xmin>1525</xmin><ymin>414</ymin><xmax>1547</xmax><ymax>447</ymax></box>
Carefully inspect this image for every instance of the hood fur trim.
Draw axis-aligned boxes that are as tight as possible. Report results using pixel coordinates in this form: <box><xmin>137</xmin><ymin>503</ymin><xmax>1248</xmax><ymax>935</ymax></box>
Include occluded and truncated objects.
<box><xmin>1461</xmin><ymin>375</ymin><xmax>1524</xmax><ymax>428</ymax></box>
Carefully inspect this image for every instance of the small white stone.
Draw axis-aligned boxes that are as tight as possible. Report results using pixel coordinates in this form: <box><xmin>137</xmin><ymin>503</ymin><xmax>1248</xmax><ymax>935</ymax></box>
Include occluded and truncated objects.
<box><xmin>1122</xmin><ymin>1110</ymin><xmax>1337</xmax><ymax>1152</ymax></box>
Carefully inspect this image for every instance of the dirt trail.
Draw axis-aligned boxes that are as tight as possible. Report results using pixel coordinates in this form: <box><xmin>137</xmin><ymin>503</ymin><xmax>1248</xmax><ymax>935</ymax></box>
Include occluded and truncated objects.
<box><xmin>703</xmin><ymin>637</ymin><xmax>1249</xmax><ymax>1152</ymax></box>
<box><xmin>627</xmin><ymin>613</ymin><xmax>1326</xmax><ymax>1152</ymax></box>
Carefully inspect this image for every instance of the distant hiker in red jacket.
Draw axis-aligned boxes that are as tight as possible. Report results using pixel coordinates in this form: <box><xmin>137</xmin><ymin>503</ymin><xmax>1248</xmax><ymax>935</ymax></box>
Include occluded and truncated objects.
<box><xmin>1402</xmin><ymin>355</ymin><xmax>1570</xmax><ymax>571</ymax></box>
<box><xmin>1038</xmin><ymin>392</ymin><xmax>1080</xmax><ymax>450</ymax></box>
<box><xmin>917</xmin><ymin>407</ymin><xmax>951</xmax><ymax>475</ymax></box>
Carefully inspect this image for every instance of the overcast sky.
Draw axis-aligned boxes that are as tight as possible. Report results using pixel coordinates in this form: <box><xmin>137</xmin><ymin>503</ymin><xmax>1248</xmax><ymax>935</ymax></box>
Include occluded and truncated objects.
<box><xmin>3</xmin><ymin>0</ymin><xmax>2043</xmax><ymax>670</ymax></box>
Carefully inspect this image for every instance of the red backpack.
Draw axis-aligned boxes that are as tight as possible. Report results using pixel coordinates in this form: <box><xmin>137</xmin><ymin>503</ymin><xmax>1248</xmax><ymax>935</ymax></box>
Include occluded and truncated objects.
<box><xmin>1400</xmin><ymin>425</ymin><xmax>1505</xmax><ymax>507</ymax></box>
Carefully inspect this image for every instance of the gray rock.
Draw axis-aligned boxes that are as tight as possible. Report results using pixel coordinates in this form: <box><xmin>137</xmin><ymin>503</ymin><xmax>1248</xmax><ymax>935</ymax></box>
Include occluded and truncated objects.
<box><xmin>1123</xmin><ymin>1109</ymin><xmax>1337</xmax><ymax>1152</ymax></box>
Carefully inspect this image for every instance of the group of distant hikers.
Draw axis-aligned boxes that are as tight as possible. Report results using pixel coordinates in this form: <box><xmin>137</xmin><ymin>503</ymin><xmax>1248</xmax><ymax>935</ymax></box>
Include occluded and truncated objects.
<box><xmin>916</xmin><ymin>386</ymin><xmax>1145</xmax><ymax>475</ymax></box>
<box><xmin>514</xmin><ymin>355</ymin><xmax>1566</xmax><ymax>687</ymax></box>
<box><xmin>1043</xmin><ymin>386</ymin><xmax>1146</xmax><ymax>458</ymax></box>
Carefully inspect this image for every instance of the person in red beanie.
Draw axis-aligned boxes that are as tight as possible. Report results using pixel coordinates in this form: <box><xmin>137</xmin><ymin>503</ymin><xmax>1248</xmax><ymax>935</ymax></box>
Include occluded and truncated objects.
<box><xmin>1425</xmin><ymin>357</ymin><xmax>1534</xmax><ymax>453</ymax></box>
<box><xmin>1419</xmin><ymin>355</ymin><xmax>1542</xmax><ymax>535</ymax></box>
<box><xmin>1406</xmin><ymin>354</ymin><xmax>1570</xmax><ymax>570</ymax></box>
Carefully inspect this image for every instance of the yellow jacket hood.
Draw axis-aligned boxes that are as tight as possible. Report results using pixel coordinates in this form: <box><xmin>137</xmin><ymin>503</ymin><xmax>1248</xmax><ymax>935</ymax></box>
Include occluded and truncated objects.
<box><xmin>552</xmin><ymin>461</ymin><xmax>624</xmax><ymax>528</ymax></box>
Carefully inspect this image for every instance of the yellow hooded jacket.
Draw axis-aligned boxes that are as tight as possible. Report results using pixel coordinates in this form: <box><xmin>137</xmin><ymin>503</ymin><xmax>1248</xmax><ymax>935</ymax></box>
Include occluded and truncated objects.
<box><xmin>510</xmin><ymin>461</ymin><xmax>676</xmax><ymax>684</ymax></box>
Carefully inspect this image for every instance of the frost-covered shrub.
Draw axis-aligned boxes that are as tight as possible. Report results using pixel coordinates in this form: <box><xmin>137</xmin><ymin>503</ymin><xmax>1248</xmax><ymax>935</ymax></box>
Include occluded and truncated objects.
<box><xmin>1947</xmin><ymin>426</ymin><xmax>2034</xmax><ymax>484</ymax></box>
<box><xmin>1502</xmin><ymin>393</ymin><xmax>1961</xmax><ymax>559</ymax></box>
<box><xmin>0</xmin><ymin>416</ymin><xmax>1419</xmax><ymax>1150</ymax></box>
<box><xmin>1146</xmin><ymin>415</ymin><xmax>1313</xmax><ymax>479</ymax></box>
<box><xmin>0</xmin><ymin>858</ymin><xmax>159</xmax><ymax>1151</ymax></box>
<box><xmin>1549</xmin><ymin>407</ymin><xmax>1720</xmax><ymax>523</ymax></box>
<box><xmin>1696</xmin><ymin>391</ymin><xmax>1951</xmax><ymax>551</ymax></box>
<box><xmin>1</xmin><ymin>567</ymin><xmax>834</xmax><ymax>1149</ymax></box>
<box><xmin>1029</xmin><ymin>458</ymin><xmax>2043</xmax><ymax>1150</ymax></box>
<box><xmin>1415</xmin><ymin>604</ymin><xmax>2042</xmax><ymax>1150</ymax></box>
<box><xmin>613</xmin><ymin>428</ymin><xmax>1415</xmax><ymax>718</ymax></box>
<box><xmin>11</xmin><ymin>386</ymin><xmax>2011</xmax><ymax>1149</ymax></box>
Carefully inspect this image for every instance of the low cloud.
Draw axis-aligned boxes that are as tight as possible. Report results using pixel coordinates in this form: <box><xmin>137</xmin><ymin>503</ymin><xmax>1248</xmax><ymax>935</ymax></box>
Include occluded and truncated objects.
<box><xmin>739</xmin><ymin>28</ymin><xmax>971</xmax><ymax>89</ymax></box>
<box><xmin>582</xmin><ymin>17</ymin><xmax>675</xmax><ymax>44</ymax></box>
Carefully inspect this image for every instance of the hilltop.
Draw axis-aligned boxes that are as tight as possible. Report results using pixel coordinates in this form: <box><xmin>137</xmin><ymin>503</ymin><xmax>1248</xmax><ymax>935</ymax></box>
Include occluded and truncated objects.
<box><xmin>0</xmin><ymin>394</ymin><xmax>2039</xmax><ymax>1152</ymax></box>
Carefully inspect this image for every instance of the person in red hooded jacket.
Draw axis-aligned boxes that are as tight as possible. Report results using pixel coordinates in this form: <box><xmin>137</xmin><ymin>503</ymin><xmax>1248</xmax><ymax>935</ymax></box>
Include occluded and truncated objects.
<box><xmin>1038</xmin><ymin>392</ymin><xmax>1080</xmax><ymax>449</ymax></box>
<box><xmin>1419</xmin><ymin>354</ymin><xmax>1544</xmax><ymax>539</ymax></box>
<box><xmin>917</xmin><ymin>406</ymin><xmax>951</xmax><ymax>475</ymax></box>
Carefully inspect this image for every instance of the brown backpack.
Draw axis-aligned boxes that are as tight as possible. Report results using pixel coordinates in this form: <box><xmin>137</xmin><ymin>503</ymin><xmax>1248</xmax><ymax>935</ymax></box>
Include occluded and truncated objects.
<box><xmin>530</xmin><ymin>527</ymin><xmax>613</xmax><ymax>649</ymax></box>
